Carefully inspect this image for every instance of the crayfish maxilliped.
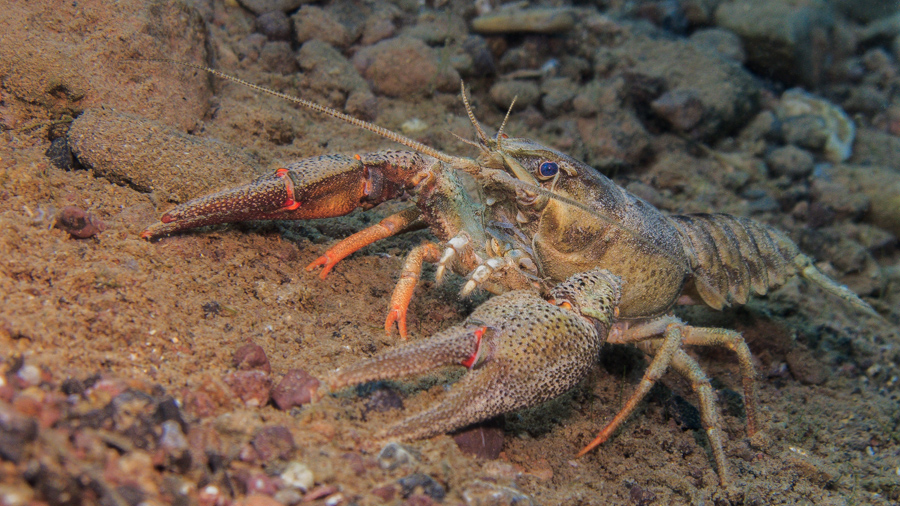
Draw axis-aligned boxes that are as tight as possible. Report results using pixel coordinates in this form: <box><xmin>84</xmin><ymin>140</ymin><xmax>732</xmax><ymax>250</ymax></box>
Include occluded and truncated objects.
<box><xmin>140</xmin><ymin>61</ymin><xmax>877</xmax><ymax>486</ymax></box>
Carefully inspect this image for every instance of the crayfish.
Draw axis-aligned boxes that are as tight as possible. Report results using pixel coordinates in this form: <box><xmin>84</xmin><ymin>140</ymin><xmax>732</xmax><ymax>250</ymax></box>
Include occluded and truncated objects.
<box><xmin>140</xmin><ymin>61</ymin><xmax>876</xmax><ymax>486</ymax></box>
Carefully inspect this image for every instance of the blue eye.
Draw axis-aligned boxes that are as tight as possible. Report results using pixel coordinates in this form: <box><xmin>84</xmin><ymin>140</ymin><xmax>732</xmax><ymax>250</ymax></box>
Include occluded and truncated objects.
<box><xmin>539</xmin><ymin>161</ymin><xmax>559</xmax><ymax>178</ymax></box>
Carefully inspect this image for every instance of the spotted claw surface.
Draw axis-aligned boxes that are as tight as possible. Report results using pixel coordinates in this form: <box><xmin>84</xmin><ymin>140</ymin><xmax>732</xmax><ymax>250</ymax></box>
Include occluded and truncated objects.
<box><xmin>328</xmin><ymin>271</ymin><xmax>622</xmax><ymax>440</ymax></box>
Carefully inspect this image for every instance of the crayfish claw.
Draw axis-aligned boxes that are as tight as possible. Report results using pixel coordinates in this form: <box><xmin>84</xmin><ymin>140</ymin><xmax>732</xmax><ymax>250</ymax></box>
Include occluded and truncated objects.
<box><xmin>330</xmin><ymin>279</ymin><xmax>619</xmax><ymax>442</ymax></box>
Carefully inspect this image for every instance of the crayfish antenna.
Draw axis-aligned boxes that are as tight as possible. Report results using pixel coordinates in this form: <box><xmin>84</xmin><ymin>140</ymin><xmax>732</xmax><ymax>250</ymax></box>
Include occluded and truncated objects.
<box><xmin>459</xmin><ymin>81</ymin><xmax>490</xmax><ymax>148</ymax></box>
<box><xmin>127</xmin><ymin>58</ymin><xmax>477</xmax><ymax>168</ymax></box>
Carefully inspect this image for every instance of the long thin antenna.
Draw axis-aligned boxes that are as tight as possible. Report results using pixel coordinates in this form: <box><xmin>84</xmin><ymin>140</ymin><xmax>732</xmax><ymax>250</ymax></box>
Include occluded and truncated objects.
<box><xmin>129</xmin><ymin>58</ymin><xmax>464</xmax><ymax>165</ymax></box>
<box><xmin>459</xmin><ymin>81</ymin><xmax>490</xmax><ymax>146</ymax></box>
<box><xmin>130</xmin><ymin>59</ymin><xmax>690</xmax><ymax>274</ymax></box>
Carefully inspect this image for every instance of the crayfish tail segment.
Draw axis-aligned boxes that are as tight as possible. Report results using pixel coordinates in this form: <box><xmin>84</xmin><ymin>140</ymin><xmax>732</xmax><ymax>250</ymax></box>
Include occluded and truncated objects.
<box><xmin>670</xmin><ymin>214</ymin><xmax>876</xmax><ymax>315</ymax></box>
<box><xmin>795</xmin><ymin>254</ymin><xmax>879</xmax><ymax>317</ymax></box>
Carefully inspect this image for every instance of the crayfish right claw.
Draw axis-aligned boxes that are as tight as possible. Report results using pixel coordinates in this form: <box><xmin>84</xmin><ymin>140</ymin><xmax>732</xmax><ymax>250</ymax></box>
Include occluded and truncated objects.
<box><xmin>328</xmin><ymin>279</ymin><xmax>619</xmax><ymax>441</ymax></box>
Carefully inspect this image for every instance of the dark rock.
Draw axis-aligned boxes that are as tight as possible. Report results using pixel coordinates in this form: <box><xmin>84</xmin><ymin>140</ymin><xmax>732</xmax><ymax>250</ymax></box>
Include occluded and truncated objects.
<box><xmin>153</xmin><ymin>396</ymin><xmax>188</xmax><ymax>433</ymax></box>
<box><xmin>781</xmin><ymin>114</ymin><xmax>829</xmax><ymax>152</ymax></box>
<box><xmin>0</xmin><ymin>403</ymin><xmax>38</xmax><ymax>462</ymax></box>
<box><xmin>61</xmin><ymin>378</ymin><xmax>85</xmax><ymax>396</ymax></box>
<box><xmin>46</xmin><ymin>137</ymin><xmax>76</xmax><ymax>171</ymax></box>
<box><xmin>611</xmin><ymin>36</ymin><xmax>761</xmax><ymax>140</ymax></box>
<box><xmin>689</xmin><ymin>28</ymin><xmax>745</xmax><ymax>63</ymax></box>
<box><xmin>765</xmin><ymin>145</ymin><xmax>814</xmax><ymax>179</ymax></box>
<box><xmin>224</xmin><ymin>370</ymin><xmax>272</xmax><ymax>407</ymax></box>
<box><xmin>398</xmin><ymin>473</ymin><xmax>445</xmax><ymax>502</ymax></box>
<box><xmin>665</xmin><ymin>394</ymin><xmax>702</xmax><ymax>431</ymax></box>
<box><xmin>116</xmin><ymin>484</ymin><xmax>146</xmax><ymax>506</ymax></box>
<box><xmin>715</xmin><ymin>0</ymin><xmax>833</xmax><ymax>86</ymax></box>
<box><xmin>233</xmin><ymin>343</ymin><xmax>271</xmax><ymax>374</ymax></box>
<box><xmin>453</xmin><ymin>426</ymin><xmax>504</xmax><ymax>460</ymax></box>
<box><xmin>259</xmin><ymin>41</ymin><xmax>298</xmax><ymax>74</ymax></box>
<box><xmin>257</xmin><ymin>11</ymin><xmax>291</xmax><ymax>41</ymax></box>
<box><xmin>377</xmin><ymin>442</ymin><xmax>418</xmax><ymax>470</ymax></box>
<box><xmin>461</xmin><ymin>35</ymin><xmax>496</xmax><ymax>77</ymax></box>
<box><xmin>25</xmin><ymin>464</ymin><xmax>81</xmax><ymax>506</ymax></box>
<box><xmin>629</xmin><ymin>483</ymin><xmax>657</xmax><ymax>506</ymax></box>
<box><xmin>363</xmin><ymin>387</ymin><xmax>403</xmax><ymax>416</ymax></box>
<box><xmin>651</xmin><ymin>88</ymin><xmax>705</xmax><ymax>132</ymax></box>
<box><xmin>786</xmin><ymin>349</ymin><xmax>828</xmax><ymax>385</ymax></box>
<box><xmin>251</xmin><ymin>425</ymin><xmax>296</xmax><ymax>461</ymax></box>
<box><xmin>271</xmin><ymin>368</ymin><xmax>320</xmax><ymax>410</ymax></box>
<box><xmin>54</xmin><ymin>206</ymin><xmax>105</xmax><ymax>238</ymax></box>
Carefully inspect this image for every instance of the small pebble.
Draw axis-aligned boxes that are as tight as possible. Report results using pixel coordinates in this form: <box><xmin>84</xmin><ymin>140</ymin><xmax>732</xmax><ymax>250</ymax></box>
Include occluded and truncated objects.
<box><xmin>244</xmin><ymin>472</ymin><xmax>280</xmax><ymax>495</ymax></box>
<box><xmin>45</xmin><ymin>137</ymin><xmax>76</xmax><ymax>171</ymax></box>
<box><xmin>398</xmin><ymin>473</ymin><xmax>445</xmax><ymax>502</ymax></box>
<box><xmin>280</xmin><ymin>461</ymin><xmax>315</xmax><ymax>491</ymax></box>
<box><xmin>273</xmin><ymin>488</ymin><xmax>302</xmax><ymax>506</ymax></box>
<box><xmin>303</xmin><ymin>485</ymin><xmax>338</xmax><ymax>502</ymax></box>
<box><xmin>224</xmin><ymin>370</ymin><xmax>272</xmax><ymax>407</ymax></box>
<box><xmin>372</xmin><ymin>485</ymin><xmax>396</xmax><ymax>501</ymax></box>
<box><xmin>292</xmin><ymin>5</ymin><xmax>352</xmax><ymax>49</ymax></box>
<box><xmin>651</xmin><ymin>88</ymin><xmax>704</xmax><ymax>132</ymax></box>
<box><xmin>159</xmin><ymin>420</ymin><xmax>188</xmax><ymax>454</ymax></box>
<box><xmin>462</xmin><ymin>481</ymin><xmax>534</xmax><ymax>506</ymax></box>
<box><xmin>363</xmin><ymin>387</ymin><xmax>403</xmax><ymax>415</ymax></box>
<box><xmin>271</xmin><ymin>368</ymin><xmax>320</xmax><ymax>410</ymax></box>
<box><xmin>251</xmin><ymin>425</ymin><xmax>296</xmax><ymax>461</ymax></box>
<box><xmin>233</xmin><ymin>493</ymin><xmax>284</xmax><ymax>506</ymax></box>
<box><xmin>259</xmin><ymin>41</ymin><xmax>299</xmax><ymax>74</ymax></box>
<box><xmin>15</xmin><ymin>365</ymin><xmax>42</xmax><ymax>387</ymax></box>
<box><xmin>54</xmin><ymin>206</ymin><xmax>105</xmax><ymax>238</ymax></box>
<box><xmin>765</xmin><ymin>145</ymin><xmax>815</xmax><ymax>179</ymax></box>
<box><xmin>0</xmin><ymin>403</ymin><xmax>38</xmax><ymax>463</ymax></box>
<box><xmin>786</xmin><ymin>349</ymin><xmax>828</xmax><ymax>385</ymax></box>
<box><xmin>453</xmin><ymin>426</ymin><xmax>504</xmax><ymax>459</ymax></box>
<box><xmin>256</xmin><ymin>11</ymin><xmax>291</xmax><ymax>41</ymax></box>
<box><xmin>233</xmin><ymin>342</ymin><xmax>271</xmax><ymax>374</ymax></box>
<box><xmin>489</xmin><ymin>80</ymin><xmax>540</xmax><ymax>111</ymax></box>
<box><xmin>377</xmin><ymin>442</ymin><xmax>418</xmax><ymax>470</ymax></box>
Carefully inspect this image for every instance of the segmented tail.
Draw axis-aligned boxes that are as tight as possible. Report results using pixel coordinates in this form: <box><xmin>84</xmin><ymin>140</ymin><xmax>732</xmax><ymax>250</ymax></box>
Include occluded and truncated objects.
<box><xmin>668</xmin><ymin>214</ymin><xmax>876</xmax><ymax>315</ymax></box>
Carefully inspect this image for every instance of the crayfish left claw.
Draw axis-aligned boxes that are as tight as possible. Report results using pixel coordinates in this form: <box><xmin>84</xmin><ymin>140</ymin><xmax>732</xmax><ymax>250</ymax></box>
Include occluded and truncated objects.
<box><xmin>141</xmin><ymin>152</ymin><xmax>428</xmax><ymax>239</ymax></box>
<box><xmin>329</xmin><ymin>279</ymin><xmax>620</xmax><ymax>441</ymax></box>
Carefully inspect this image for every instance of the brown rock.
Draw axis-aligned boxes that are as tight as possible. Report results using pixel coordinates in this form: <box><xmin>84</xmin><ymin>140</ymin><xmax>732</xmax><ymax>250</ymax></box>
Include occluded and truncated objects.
<box><xmin>233</xmin><ymin>343</ymin><xmax>271</xmax><ymax>374</ymax></box>
<box><xmin>251</xmin><ymin>425</ymin><xmax>296</xmax><ymax>461</ymax></box>
<box><xmin>271</xmin><ymin>368</ymin><xmax>320</xmax><ymax>410</ymax></box>
<box><xmin>224</xmin><ymin>370</ymin><xmax>273</xmax><ymax>407</ymax></box>
<box><xmin>0</xmin><ymin>0</ymin><xmax>210</xmax><ymax>132</ymax></box>
<box><xmin>181</xmin><ymin>388</ymin><xmax>218</xmax><ymax>418</ymax></box>
<box><xmin>651</xmin><ymin>88</ymin><xmax>705</xmax><ymax>133</ymax></box>
<box><xmin>785</xmin><ymin>348</ymin><xmax>828</xmax><ymax>385</ymax></box>
<box><xmin>69</xmin><ymin>109</ymin><xmax>263</xmax><ymax>204</ymax></box>
<box><xmin>453</xmin><ymin>426</ymin><xmax>504</xmax><ymax>460</ymax></box>
<box><xmin>54</xmin><ymin>206</ymin><xmax>106</xmax><ymax>238</ymax></box>
<box><xmin>353</xmin><ymin>37</ymin><xmax>459</xmax><ymax>97</ymax></box>
<box><xmin>233</xmin><ymin>493</ymin><xmax>285</xmax><ymax>506</ymax></box>
<box><xmin>292</xmin><ymin>6</ymin><xmax>353</xmax><ymax>49</ymax></box>
<box><xmin>372</xmin><ymin>485</ymin><xmax>396</xmax><ymax>501</ymax></box>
